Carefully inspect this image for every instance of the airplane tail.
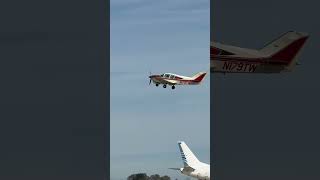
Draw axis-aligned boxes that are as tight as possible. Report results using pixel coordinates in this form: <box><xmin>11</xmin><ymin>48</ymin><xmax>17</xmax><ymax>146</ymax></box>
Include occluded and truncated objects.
<box><xmin>178</xmin><ymin>141</ymin><xmax>200</xmax><ymax>168</ymax></box>
<box><xmin>260</xmin><ymin>31</ymin><xmax>309</xmax><ymax>68</ymax></box>
<box><xmin>191</xmin><ymin>72</ymin><xmax>207</xmax><ymax>82</ymax></box>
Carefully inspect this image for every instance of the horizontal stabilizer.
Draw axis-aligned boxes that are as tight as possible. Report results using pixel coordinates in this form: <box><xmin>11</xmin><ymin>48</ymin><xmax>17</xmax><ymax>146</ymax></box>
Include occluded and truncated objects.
<box><xmin>169</xmin><ymin>168</ymin><xmax>181</xmax><ymax>171</ymax></box>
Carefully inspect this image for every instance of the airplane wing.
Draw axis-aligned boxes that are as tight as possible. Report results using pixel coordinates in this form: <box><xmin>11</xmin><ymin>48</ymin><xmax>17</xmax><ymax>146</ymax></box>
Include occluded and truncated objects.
<box><xmin>169</xmin><ymin>166</ymin><xmax>195</xmax><ymax>171</ymax></box>
<box><xmin>168</xmin><ymin>168</ymin><xmax>181</xmax><ymax>170</ymax></box>
<box><xmin>183</xmin><ymin>166</ymin><xmax>195</xmax><ymax>171</ymax></box>
<box><xmin>161</xmin><ymin>79</ymin><xmax>177</xmax><ymax>85</ymax></box>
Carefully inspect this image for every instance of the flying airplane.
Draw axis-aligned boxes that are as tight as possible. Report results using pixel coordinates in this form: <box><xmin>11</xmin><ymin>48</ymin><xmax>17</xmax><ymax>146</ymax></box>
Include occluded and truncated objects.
<box><xmin>170</xmin><ymin>141</ymin><xmax>210</xmax><ymax>180</ymax></box>
<box><xmin>148</xmin><ymin>72</ymin><xmax>206</xmax><ymax>89</ymax></box>
<box><xmin>211</xmin><ymin>31</ymin><xmax>309</xmax><ymax>73</ymax></box>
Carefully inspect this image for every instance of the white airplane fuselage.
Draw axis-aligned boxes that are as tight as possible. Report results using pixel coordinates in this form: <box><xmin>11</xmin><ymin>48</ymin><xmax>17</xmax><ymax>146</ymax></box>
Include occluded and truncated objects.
<box><xmin>149</xmin><ymin>72</ymin><xmax>206</xmax><ymax>89</ymax></box>
<box><xmin>150</xmin><ymin>74</ymin><xmax>200</xmax><ymax>85</ymax></box>
<box><xmin>212</xmin><ymin>56</ymin><xmax>290</xmax><ymax>73</ymax></box>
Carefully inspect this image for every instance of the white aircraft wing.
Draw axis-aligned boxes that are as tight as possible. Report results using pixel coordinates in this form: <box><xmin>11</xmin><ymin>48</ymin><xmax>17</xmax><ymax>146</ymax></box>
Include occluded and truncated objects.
<box><xmin>168</xmin><ymin>166</ymin><xmax>195</xmax><ymax>172</ymax></box>
<box><xmin>168</xmin><ymin>168</ymin><xmax>181</xmax><ymax>170</ymax></box>
<box><xmin>162</xmin><ymin>79</ymin><xmax>178</xmax><ymax>85</ymax></box>
<box><xmin>183</xmin><ymin>166</ymin><xmax>195</xmax><ymax>172</ymax></box>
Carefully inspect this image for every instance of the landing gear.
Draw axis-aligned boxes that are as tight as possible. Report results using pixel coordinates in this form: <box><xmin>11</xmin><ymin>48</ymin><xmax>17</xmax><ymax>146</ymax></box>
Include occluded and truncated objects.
<box><xmin>163</xmin><ymin>84</ymin><xmax>167</xmax><ymax>88</ymax></box>
<box><xmin>155</xmin><ymin>84</ymin><xmax>159</xmax><ymax>87</ymax></box>
<box><xmin>172</xmin><ymin>85</ymin><xmax>175</xmax><ymax>89</ymax></box>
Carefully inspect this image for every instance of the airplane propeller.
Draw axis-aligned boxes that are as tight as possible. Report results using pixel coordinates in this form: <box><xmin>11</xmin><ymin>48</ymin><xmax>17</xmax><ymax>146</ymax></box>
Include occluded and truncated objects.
<box><xmin>149</xmin><ymin>72</ymin><xmax>152</xmax><ymax>85</ymax></box>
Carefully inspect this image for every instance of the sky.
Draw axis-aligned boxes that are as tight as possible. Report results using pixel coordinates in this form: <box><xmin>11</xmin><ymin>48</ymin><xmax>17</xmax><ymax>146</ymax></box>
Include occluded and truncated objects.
<box><xmin>212</xmin><ymin>0</ymin><xmax>320</xmax><ymax>179</ymax></box>
<box><xmin>110</xmin><ymin>0</ymin><xmax>210</xmax><ymax>179</ymax></box>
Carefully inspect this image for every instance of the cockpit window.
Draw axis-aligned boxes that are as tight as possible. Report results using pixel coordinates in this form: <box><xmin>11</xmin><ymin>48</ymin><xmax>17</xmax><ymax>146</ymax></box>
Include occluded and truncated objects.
<box><xmin>165</xmin><ymin>74</ymin><xmax>170</xmax><ymax>78</ymax></box>
<box><xmin>160</xmin><ymin>74</ymin><xmax>164</xmax><ymax>77</ymax></box>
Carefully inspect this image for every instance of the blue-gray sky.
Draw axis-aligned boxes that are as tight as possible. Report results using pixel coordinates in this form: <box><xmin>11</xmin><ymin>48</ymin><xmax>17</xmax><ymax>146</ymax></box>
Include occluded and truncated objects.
<box><xmin>110</xmin><ymin>0</ymin><xmax>210</xmax><ymax>179</ymax></box>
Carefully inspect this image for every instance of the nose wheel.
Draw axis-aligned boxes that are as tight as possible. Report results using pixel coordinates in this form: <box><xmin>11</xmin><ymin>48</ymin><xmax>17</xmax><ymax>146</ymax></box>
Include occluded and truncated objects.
<box><xmin>163</xmin><ymin>84</ymin><xmax>167</xmax><ymax>88</ymax></box>
<box><xmin>172</xmin><ymin>86</ymin><xmax>175</xmax><ymax>89</ymax></box>
<box><xmin>156</xmin><ymin>84</ymin><xmax>159</xmax><ymax>87</ymax></box>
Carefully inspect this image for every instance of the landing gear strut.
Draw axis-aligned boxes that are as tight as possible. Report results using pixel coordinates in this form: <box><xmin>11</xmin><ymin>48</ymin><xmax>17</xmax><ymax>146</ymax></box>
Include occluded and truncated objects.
<box><xmin>163</xmin><ymin>84</ymin><xmax>167</xmax><ymax>88</ymax></box>
<box><xmin>172</xmin><ymin>86</ymin><xmax>175</xmax><ymax>89</ymax></box>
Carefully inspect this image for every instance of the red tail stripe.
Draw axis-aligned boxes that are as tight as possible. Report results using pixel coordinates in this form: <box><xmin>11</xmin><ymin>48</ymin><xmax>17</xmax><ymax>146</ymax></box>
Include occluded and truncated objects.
<box><xmin>210</xmin><ymin>47</ymin><xmax>221</xmax><ymax>55</ymax></box>
<box><xmin>194</xmin><ymin>73</ymin><xmax>206</xmax><ymax>82</ymax></box>
<box><xmin>270</xmin><ymin>36</ymin><xmax>308</xmax><ymax>64</ymax></box>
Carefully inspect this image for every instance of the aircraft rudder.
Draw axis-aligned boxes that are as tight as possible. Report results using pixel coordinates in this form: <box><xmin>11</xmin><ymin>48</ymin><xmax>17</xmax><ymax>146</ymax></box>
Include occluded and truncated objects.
<box><xmin>177</xmin><ymin>141</ymin><xmax>200</xmax><ymax>168</ymax></box>
<box><xmin>192</xmin><ymin>72</ymin><xmax>207</xmax><ymax>82</ymax></box>
<box><xmin>261</xmin><ymin>31</ymin><xmax>309</xmax><ymax>64</ymax></box>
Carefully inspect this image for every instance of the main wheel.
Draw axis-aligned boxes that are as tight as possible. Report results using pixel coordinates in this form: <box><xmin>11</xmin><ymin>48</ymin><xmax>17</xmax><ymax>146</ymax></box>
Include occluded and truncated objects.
<box><xmin>172</xmin><ymin>86</ymin><xmax>175</xmax><ymax>89</ymax></box>
<box><xmin>163</xmin><ymin>84</ymin><xmax>167</xmax><ymax>88</ymax></box>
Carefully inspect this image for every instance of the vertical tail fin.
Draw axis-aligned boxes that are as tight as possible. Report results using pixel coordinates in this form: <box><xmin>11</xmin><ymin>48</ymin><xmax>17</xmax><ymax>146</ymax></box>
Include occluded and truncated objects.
<box><xmin>260</xmin><ymin>31</ymin><xmax>309</xmax><ymax>66</ymax></box>
<box><xmin>191</xmin><ymin>72</ymin><xmax>207</xmax><ymax>82</ymax></box>
<box><xmin>178</xmin><ymin>141</ymin><xmax>200</xmax><ymax>168</ymax></box>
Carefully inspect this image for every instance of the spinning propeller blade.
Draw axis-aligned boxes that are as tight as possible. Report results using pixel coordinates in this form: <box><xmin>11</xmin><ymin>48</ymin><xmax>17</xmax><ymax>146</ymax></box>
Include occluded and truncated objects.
<box><xmin>149</xmin><ymin>71</ymin><xmax>152</xmax><ymax>85</ymax></box>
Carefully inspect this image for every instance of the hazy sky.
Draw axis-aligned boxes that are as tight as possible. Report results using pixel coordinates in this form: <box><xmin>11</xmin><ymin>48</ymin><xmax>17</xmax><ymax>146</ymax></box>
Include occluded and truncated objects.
<box><xmin>111</xmin><ymin>0</ymin><xmax>210</xmax><ymax>179</ymax></box>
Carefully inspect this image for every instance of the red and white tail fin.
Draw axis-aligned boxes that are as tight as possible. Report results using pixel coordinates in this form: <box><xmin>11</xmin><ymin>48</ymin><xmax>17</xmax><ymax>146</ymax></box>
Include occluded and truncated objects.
<box><xmin>191</xmin><ymin>72</ymin><xmax>207</xmax><ymax>82</ymax></box>
<box><xmin>260</xmin><ymin>31</ymin><xmax>309</xmax><ymax>68</ymax></box>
